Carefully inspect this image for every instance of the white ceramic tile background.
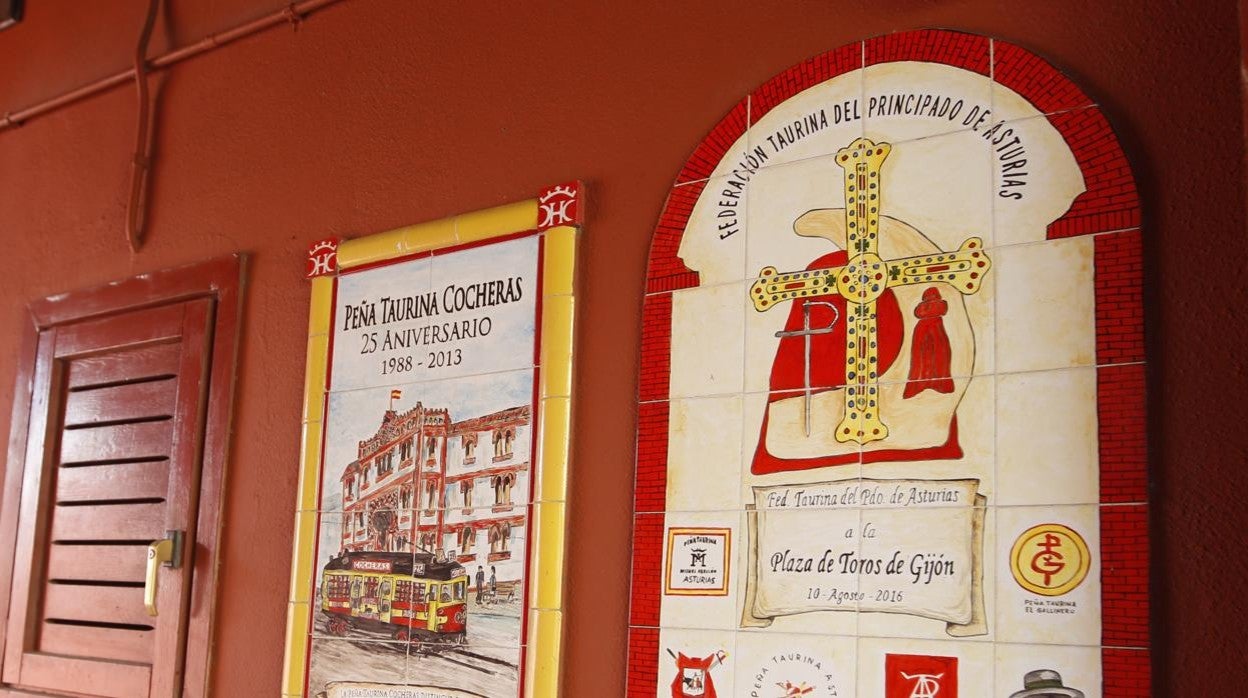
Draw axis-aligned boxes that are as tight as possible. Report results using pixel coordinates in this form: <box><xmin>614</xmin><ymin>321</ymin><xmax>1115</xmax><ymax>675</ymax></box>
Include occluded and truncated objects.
<box><xmin>994</xmin><ymin>237</ymin><xmax>1098</xmax><ymax>374</ymax></box>
<box><xmin>989</xmin><ymin>112</ymin><xmax>1090</xmax><ymax>248</ymax></box>
<box><xmin>734</xmin><ymin>630</ymin><xmax>858</xmax><ymax>698</ymax></box>
<box><xmin>668</xmin><ymin>281</ymin><xmax>747</xmax><ymax>400</ymax></box>
<box><xmin>404</xmin><ymin>644</ymin><xmax>522</xmax><ymax>697</ymax></box>
<box><xmin>863</xmin><ymin>59</ymin><xmax>993</xmax><ymax>141</ymax></box>
<box><xmin>307</xmin><ymin>637</ymin><xmax>409</xmax><ymax>696</ymax></box>
<box><xmin>870</xmin><ymin>127</ymin><xmax>998</xmax><ymax>256</ymax></box>
<box><xmin>996</xmin><ymin>367</ymin><xmax>1101</xmax><ymax>506</ymax></box>
<box><xmin>665</xmin><ymin>395</ymin><xmax>745</xmax><ymax>512</ymax></box>
<box><xmin>675</xmin><ymin>173</ymin><xmax>751</xmax><ymax>288</ymax></box>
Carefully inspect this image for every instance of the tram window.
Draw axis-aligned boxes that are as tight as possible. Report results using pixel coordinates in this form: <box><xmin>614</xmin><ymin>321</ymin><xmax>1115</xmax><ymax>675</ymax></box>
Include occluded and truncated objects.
<box><xmin>454</xmin><ymin>581</ymin><xmax>465</xmax><ymax>601</ymax></box>
<box><xmin>441</xmin><ymin>586</ymin><xmax>452</xmax><ymax>602</ymax></box>
<box><xmin>380</xmin><ymin>580</ymin><xmax>392</xmax><ymax>597</ymax></box>
<box><xmin>327</xmin><ymin>576</ymin><xmax>349</xmax><ymax>597</ymax></box>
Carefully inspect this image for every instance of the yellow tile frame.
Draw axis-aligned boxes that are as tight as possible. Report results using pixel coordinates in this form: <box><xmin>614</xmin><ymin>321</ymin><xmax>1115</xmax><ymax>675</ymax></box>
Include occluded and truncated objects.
<box><xmin>282</xmin><ymin>189</ymin><xmax>580</xmax><ymax>697</ymax></box>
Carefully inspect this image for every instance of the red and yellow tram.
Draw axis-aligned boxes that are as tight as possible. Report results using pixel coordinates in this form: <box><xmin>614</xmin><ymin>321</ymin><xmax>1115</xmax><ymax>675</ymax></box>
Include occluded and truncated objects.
<box><xmin>321</xmin><ymin>551</ymin><xmax>469</xmax><ymax>643</ymax></box>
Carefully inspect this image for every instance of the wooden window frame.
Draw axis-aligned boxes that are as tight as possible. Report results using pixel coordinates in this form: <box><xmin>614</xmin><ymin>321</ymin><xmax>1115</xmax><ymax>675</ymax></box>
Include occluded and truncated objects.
<box><xmin>0</xmin><ymin>255</ymin><xmax>245</xmax><ymax>697</ymax></box>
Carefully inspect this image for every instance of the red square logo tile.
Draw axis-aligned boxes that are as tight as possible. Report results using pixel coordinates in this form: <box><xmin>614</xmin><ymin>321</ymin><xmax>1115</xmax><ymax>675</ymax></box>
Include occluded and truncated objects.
<box><xmin>885</xmin><ymin>654</ymin><xmax>958</xmax><ymax>698</ymax></box>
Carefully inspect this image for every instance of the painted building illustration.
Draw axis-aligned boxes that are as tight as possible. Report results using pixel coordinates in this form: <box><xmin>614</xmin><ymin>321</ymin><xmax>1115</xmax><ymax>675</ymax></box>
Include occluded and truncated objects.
<box><xmin>338</xmin><ymin>400</ymin><xmax>531</xmax><ymax>588</ymax></box>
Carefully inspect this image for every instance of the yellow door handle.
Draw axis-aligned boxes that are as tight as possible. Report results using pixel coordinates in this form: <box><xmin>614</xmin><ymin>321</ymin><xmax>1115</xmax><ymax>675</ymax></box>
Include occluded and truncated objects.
<box><xmin>145</xmin><ymin>530</ymin><xmax>183</xmax><ymax>617</ymax></box>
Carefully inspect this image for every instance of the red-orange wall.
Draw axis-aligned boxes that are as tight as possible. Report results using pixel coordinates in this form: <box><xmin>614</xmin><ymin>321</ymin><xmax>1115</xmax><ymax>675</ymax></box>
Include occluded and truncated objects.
<box><xmin>0</xmin><ymin>1</ymin><xmax>1244</xmax><ymax>696</ymax></box>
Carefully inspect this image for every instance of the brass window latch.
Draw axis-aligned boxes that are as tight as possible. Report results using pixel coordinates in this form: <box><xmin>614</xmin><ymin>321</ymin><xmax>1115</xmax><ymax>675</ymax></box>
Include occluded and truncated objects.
<box><xmin>144</xmin><ymin>530</ymin><xmax>184</xmax><ymax>617</ymax></box>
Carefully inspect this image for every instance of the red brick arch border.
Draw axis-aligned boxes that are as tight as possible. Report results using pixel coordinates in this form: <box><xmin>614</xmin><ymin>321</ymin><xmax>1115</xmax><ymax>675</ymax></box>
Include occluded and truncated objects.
<box><xmin>629</xmin><ymin>29</ymin><xmax>1147</xmax><ymax>697</ymax></box>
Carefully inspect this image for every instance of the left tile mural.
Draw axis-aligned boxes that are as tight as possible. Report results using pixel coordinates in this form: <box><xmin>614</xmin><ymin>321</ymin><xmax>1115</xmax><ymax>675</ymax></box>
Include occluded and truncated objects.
<box><xmin>288</xmin><ymin>187</ymin><xmax>581</xmax><ymax>698</ymax></box>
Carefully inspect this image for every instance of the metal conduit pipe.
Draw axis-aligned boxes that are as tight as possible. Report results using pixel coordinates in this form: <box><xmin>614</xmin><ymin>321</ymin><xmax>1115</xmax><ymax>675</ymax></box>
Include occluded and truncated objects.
<box><xmin>126</xmin><ymin>0</ymin><xmax>159</xmax><ymax>253</ymax></box>
<box><xmin>0</xmin><ymin>0</ymin><xmax>345</xmax><ymax>133</ymax></box>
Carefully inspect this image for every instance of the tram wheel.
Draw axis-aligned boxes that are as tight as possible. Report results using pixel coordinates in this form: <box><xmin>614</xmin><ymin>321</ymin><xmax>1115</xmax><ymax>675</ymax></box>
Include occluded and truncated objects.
<box><xmin>326</xmin><ymin>616</ymin><xmax>348</xmax><ymax>636</ymax></box>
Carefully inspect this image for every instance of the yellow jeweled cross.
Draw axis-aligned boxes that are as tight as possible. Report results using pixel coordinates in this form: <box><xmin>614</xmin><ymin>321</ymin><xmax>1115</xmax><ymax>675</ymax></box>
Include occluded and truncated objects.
<box><xmin>749</xmin><ymin>137</ymin><xmax>991</xmax><ymax>445</ymax></box>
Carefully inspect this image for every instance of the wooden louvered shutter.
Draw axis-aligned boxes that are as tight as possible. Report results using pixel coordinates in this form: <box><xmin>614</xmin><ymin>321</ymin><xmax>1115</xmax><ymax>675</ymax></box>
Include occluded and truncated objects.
<box><xmin>1</xmin><ymin>297</ymin><xmax>214</xmax><ymax>697</ymax></box>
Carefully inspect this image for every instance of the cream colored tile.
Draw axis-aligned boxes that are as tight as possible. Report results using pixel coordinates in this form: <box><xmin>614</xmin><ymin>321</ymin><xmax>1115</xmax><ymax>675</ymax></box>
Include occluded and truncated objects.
<box><xmin>665</xmin><ymin>395</ymin><xmax>744</xmax><ymax>512</ymax></box>
<box><xmin>668</xmin><ymin>280</ymin><xmax>746</xmax><ymax>399</ymax></box>
<box><xmin>739</xmin><ymin>387</ymin><xmax>863</xmax><ymax>486</ymax></box>
<box><xmin>675</xmin><ymin>174</ymin><xmax>750</xmax><ymax>287</ymax></box>
<box><xmin>996</xmin><ymin>368</ymin><xmax>1099</xmax><ymax>506</ymax></box>
<box><xmin>864</xmin><ymin>60</ymin><xmax>993</xmax><ymax>141</ymax></box>
<box><xmin>874</xmin><ymin>128</ymin><xmax>995</xmax><ymax>251</ymax></box>
<box><xmin>745</xmin><ymin>154</ymin><xmax>851</xmax><ymax>297</ymax></box>
<box><xmin>995</xmin><ymin>505</ymin><xmax>1101</xmax><ymax>647</ymax></box>
<box><xmin>306</xmin><ymin>637</ymin><xmax>408</xmax><ymax>696</ymax></box>
<box><xmin>995</xmin><ymin>237</ymin><xmax>1096</xmax><ymax>373</ymax></box>
<box><xmin>990</xmin><ymin>113</ymin><xmax>1090</xmax><ymax>248</ymax></box>
<box><xmin>736</xmin><ymin>504</ymin><xmax>863</xmax><ymax>636</ymax></box>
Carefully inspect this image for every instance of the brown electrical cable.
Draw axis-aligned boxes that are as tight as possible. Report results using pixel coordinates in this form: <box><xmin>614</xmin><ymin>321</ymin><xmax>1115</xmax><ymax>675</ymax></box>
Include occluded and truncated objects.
<box><xmin>126</xmin><ymin>0</ymin><xmax>160</xmax><ymax>253</ymax></box>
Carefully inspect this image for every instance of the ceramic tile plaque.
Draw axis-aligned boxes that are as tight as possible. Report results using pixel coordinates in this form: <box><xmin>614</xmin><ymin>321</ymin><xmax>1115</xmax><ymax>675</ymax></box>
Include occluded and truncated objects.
<box><xmin>628</xmin><ymin>31</ymin><xmax>1147</xmax><ymax>698</ymax></box>
<box><xmin>283</xmin><ymin>184</ymin><xmax>582</xmax><ymax>698</ymax></box>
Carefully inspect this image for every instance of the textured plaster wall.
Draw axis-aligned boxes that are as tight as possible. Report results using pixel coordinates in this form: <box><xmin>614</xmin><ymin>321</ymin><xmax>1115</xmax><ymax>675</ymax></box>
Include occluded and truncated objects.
<box><xmin>0</xmin><ymin>1</ymin><xmax>1243</xmax><ymax>695</ymax></box>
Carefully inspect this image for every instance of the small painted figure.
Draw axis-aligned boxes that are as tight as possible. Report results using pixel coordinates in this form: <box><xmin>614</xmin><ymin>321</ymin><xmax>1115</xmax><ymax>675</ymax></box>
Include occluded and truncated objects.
<box><xmin>903</xmin><ymin>287</ymin><xmax>955</xmax><ymax>399</ymax></box>
<box><xmin>476</xmin><ymin>565</ymin><xmax>485</xmax><ymax>604</ymax></box>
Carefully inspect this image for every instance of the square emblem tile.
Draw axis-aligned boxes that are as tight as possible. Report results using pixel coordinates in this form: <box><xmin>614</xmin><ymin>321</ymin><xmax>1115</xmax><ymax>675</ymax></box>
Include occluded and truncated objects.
<box><xmin>995</xmin><ymin>505</ymin><xmax>1101</xmax><ymax>647</ymax></box>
